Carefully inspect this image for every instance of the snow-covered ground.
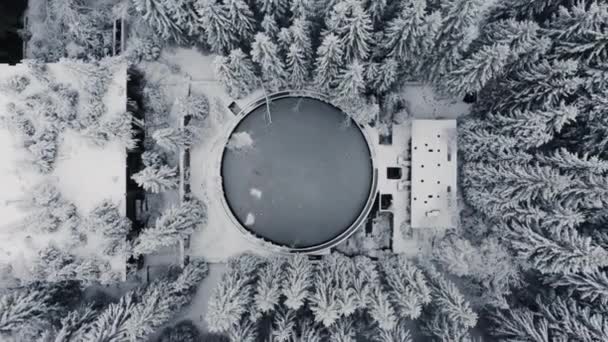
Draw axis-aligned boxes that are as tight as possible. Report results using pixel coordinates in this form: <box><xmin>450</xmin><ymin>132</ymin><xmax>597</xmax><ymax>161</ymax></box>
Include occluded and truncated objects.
<box><xmin>401</xmin><ymin>84</ymin><xmax>471</xmax><ymax>119</ymax></box>
<box><xmin>143</xmin><ymin>48</ymin><xmax>274</xmax><ymax>262</ymax></box>
<box><xmin>0</xmin><ymin>61</ymin><xmax>128</xmax><ymax>282</ymax></box>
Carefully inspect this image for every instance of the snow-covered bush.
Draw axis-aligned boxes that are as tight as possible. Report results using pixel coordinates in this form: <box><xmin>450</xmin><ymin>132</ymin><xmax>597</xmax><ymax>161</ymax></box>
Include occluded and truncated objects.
<box><xmin>0</xmin><ymin>75</ymin><xmax>31</xmax><ymax>93</ymax></box>
<box><xmin>23</xmin><ymin>182</ymin><xmax>79</xmax><ymax>233</ymax></box>
<box><xmin>86</xmin><ymin>200</ymin><xmax>131</xmax><ymax>257</ymax></box>
<box><xmin>83</xmin><ymin>112</ymin><xmax>136</xmax><ymax>150</ymax></box>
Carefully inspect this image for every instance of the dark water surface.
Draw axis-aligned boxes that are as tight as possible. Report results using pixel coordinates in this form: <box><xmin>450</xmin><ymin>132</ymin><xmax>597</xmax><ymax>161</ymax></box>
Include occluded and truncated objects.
<box><xmin>221</xmin><ymin>97</ymin><xmax>373</xmax><ymax>248</ymax></box>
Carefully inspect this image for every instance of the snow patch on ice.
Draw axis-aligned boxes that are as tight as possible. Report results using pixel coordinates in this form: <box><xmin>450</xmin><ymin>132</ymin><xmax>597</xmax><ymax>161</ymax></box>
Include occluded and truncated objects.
<box><xmin>226</xmin><ymin>131</ymin><xmax>254</xmax><ymax>151</ymax></box>
<box><xmin>245</xmin><ymin>213</ymin><xmax>255</xmax><ymax>226</ymax></box>
<box><xmin>250</xmin><ymin>188</ymin><xmax>262</xmax><ymax>199</ymax></box>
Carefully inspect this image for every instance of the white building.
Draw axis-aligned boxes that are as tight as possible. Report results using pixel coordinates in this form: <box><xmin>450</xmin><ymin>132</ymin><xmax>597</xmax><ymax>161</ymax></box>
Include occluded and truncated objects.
<box><xmin>410</xmin><ymin>120</ymin><xmax>458</xmax><ymax>229</ymax></box>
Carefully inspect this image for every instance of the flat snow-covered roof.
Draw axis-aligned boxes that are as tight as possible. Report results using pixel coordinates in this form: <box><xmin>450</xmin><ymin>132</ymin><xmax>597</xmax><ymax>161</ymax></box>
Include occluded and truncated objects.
<box><xmin>410</xmin><ymin>120</ymin><xmax>457</xmax><ymax>229</ymax></box>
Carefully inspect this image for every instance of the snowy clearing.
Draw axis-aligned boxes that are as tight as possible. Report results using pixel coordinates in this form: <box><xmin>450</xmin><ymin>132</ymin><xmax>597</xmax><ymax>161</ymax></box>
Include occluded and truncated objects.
<box><xmin>0</xmin><ymin>61</ymin><xmax>128</xmax><ymax>283</ymax></box>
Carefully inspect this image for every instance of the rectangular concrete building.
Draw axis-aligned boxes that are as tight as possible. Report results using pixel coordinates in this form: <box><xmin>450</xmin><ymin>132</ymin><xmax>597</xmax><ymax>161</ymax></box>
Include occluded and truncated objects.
<box><xmin>410</xmin><ymin>120</ymin><xmax>457</xmax><ymax>229</ymax></box>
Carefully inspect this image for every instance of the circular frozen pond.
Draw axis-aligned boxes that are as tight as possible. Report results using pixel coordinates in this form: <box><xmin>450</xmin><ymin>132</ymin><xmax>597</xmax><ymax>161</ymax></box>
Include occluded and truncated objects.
<box><xmin>220</xmin><ymin>95</ymin><xmax>375</xmax><ymax>251</ymax></box>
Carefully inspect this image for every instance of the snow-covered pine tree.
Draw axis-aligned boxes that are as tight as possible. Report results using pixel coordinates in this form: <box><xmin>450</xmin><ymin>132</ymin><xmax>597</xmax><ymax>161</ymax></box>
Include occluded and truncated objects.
<box><xmin>255</xmin><ymin>0</ymin><xmax>289</xmax><ymax>18</ymax></box>
<box><xmin>281</xmin><ymin>254</ymin><xmax>313</xmax><ymax>311</ymax></box>
<box><xmin>82</xmin><ymin>260</ymin><xmax>207</xmax><ymax>341</ymax></box>
<box><xmin>477</xmin><ymin>19</ymin><xmax>546</xmax><ymax>69</ymax></box>
<box><xmin>493</xmin><ymin>296</ymin><xmax>608</xmax><ymax>341</ymax></box>
<box><xmin>486</xmin><ymin>0</ymin><xmax>565</xmax><ymax>21</ymax></box>
<box><xmin>152</xmin><ymin>127</ymin><xmax>189</xmax><ymax>152</ymax></box>
<box><xmin>425</xmin><ymin>0</ymin><xmax>483</xmax><ymax>82</ymax></box>
<box><xmin>444</xmin><ymin>43</ymin><xmax>511</xmax><ymax>96</ymax></box>
<box><xmin>124</xmin><ymin>286</ymin><xmax>173</xmax><ymax>341</ymax></box>
<box><xmin>335</xmin><ymin>60</ymin><xmax>366</xmax><ymax>104</ymax></box>
<box><xmin>327</xmin><ymin>0</ymin><xmax>374</xmax><ymax>62</ymax></box>
<box><xmin>297</xmin><ymin>319</ymin><xmax>324</xmax><ymax>342</ymax></box>
<box><xmin>132</xmin><ymin>0</ymin><xmax>185</xmax><ymax>42</ymax></box>
<box><xmin>79</xmin><ymin>294</ymin><xmax>134</xmax><ymax>342</ymax></box>
<box><xmin>546</xmin><ymin>1</ymin><xmax>608</xmax><ymax>66</ymax></box>
<box><xmin>277</xmin><ymin>27</ymin><xmax>294</xmax><ymax>58</ymax></box>
<box><xmin>227</xmin><ymin>320</ymin><xmax>258</xmax><ymax>342</ymax></box>
<box><xmin>206</xmin><ymin>257</ymin><xmax>257</xmax><ymax>333</ymax></box>
<box><xmin>0</xmin><ymin>286</ymin><xmax>58</xmax><ymax>336</ymax></box>
<box><xmin>536</xmin><ymin>148</ymin><xmax>608</xmax><ymax>175</ymax></box>
<box><xmin>373</xmin><ymin>319</ymin><xmax>412</xmax><ymax>342</ymax></box>
<box><xmin>131</xmin><ymin>164</ymin><xmax>178</xmax><ymax>194</ymax></box>
<box><xmin>381</xmin><ymin>0</ymin><xmax>428</xmax><ymax>63</ymax></box>
<box><xmin>286</xmin><ymin>44</ymin><xmax>310</xmax><ymax>89</ymax></box>
<box><xmin>270</xmin><ymin>307</ymin><xmax>296</xmax><ymax>342</ymax></box>
<box><xmin>367</xmin><ymin>282</ymin><xmax>397</xmax><ymax>331</ymax></box>
<box><xmin>350</xmin><ymin>256</ymin><xmax>378</xmax><ymax>311</ymax></box>
<box><xmin>196</xmin><ymin>0</ymin><xmax>236</xmax><ymax>54</ymax></box>
<box><xmin>313</xmin><ymin>33</ymin><xmax>344</xmax><ymax>91</ymax></box>
<box><xmin>551</xmin><ymin>270</ymin><xmax>608</xmax><ymax>305</ymax></box>
<box><xmin>254</xmin><ymin>257</ymin><xmax>284</xmax><ymax>316</ymax></box>
<box><xmin>132</xmin><ymin>0</ymin><xmax>201</xmax><ymax>42</ymax></box>
<box><xmin>38</xmin><ymin>305</ymin><xmax>97</xmax><ymax>342</ymax></box>
<box><xmin>290</xmin><ymin>0</ymin><xmax>315</xmax><ymax>19</ymax></box>
<box><xmin>133</xmin><ymin>200</ymin><xmax>205</xmax><ymax>255</ymax></box>
<box><xmin>224</xmin><ymin>0</ymin><xmax>256</xmax><ymax>43</ymax></box>
<box><xmin>424</xmin><ymin>265</ymin><xmax>478</xmax><ymax>331</ymax></box>
<box><xmin>251</xmin><ymin>32</ymin><xmax>288</xmax><ymax>91</ymax></box>
<box><xmin>328</xmin><ymin>317</ymin><xmax>356</xmax><ymax>342</ymax></box>
<box><xmin>261</xmin><ymin>14</ymin><xmax>280</xmax><ymax>39</ymax></box>
<box><xmin>309</xmin><ymin>256</ymin><xmax>342</xmax><ymax>327</ymax></box>
<box><xmin>289</xmin><ymin>17</ymin><xmax>313</xmax><ymax>59</ymax></box>
<box><xmin>488</xmin><ymin>103</ymin><xmax>578</xmax><ymax>149</ymax></box>
<box><xmin>507</xmin><ymin>221</ymin><xmax>608</xmax><ymax>274</ymax></box>
<box><xmin>482</xmin><ymin>59</ymin><xmax>583</xmax><ymax>113</ymax></box>
<box><xmin>214</xmin><ymin>49</ymin><xmax>259</xmax><ymax>99</ymax></box>
<box><xmin>332</xmin><ymin>256</ymin><xmax>358</xmax><ymax>317</ymax></box>
<box><xmin>490</xmin><ymin>306</ymin><xmax>550</xmax><ymax>342</ymax></box>
<box><xmin>368</xmin><ymin>57</ymin><xmax>399</xmax><ymax>94</ymax></box>
<box><xmin>380</xmin><ymin>254</ymin><xmax>431</xmax><ymax>320</ymax></box>
<box><xmin>175</xmin><ymin>93</ymin><xmax>210</xmax><ymax>121</ymax></box>
<box><xmin>364</xmin><ymin>0</ymin><xmax>388</xmax><ymax>26</ymax></box>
